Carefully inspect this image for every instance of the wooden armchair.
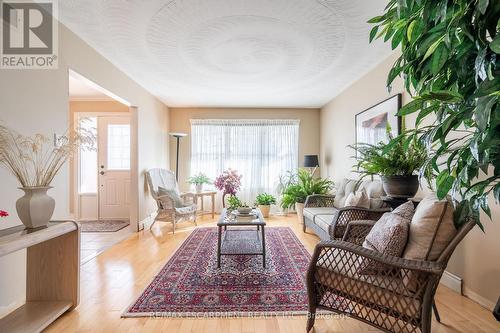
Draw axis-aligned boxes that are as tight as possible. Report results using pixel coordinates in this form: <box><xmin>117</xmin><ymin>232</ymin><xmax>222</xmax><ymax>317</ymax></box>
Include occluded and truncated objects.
<box><xmin>306</xmin><ymin>218</ymin><xmax>475</xmax><ymax>333</ymax></box>
<box><xmin>146</xmin><ymin>168</ymin><xmax>197</xmax><ymax>233</ymax></box>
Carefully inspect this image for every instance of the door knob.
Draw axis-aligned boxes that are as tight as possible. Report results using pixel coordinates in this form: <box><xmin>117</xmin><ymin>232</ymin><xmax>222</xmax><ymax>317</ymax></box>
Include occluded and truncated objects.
<box><xmin>100</xmin><ymin>171</ymin><xmax>105</xmax><ymax>175</ymax></box>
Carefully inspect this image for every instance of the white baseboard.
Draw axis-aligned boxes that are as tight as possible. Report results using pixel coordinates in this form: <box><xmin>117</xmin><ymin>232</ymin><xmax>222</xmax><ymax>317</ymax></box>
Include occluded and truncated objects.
<box><xmin>463</xmin><ymin>286</ymin><xmax>496</xmax><ymax>311</ymax></box>
<box><xmin>138</xmin><ymin>213</ymin><xmax>155</xmax><ymax>230</ymax></box>
<box><xmin>440</xmin><ymin>271</ymin><xmax>462</xmax><ymax>294</ymax></box>
<box><xmin>439</xmin><ymin>271</ymin><xmax>495</xmax><ymax>311</ymax></box>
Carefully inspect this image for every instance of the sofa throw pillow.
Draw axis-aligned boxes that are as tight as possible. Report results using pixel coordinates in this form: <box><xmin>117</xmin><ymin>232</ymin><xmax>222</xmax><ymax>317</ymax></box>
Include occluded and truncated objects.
<box><xmin>157</xmin><ymin>186</ymin><xmax>184</xmax><ymax>208</ymax></box>
<box><xmin>403</xmin><ymin>194</ymin><xmax>457</xmax><ymax>261</ymax></box>
<box><xmin>344</xmin><ymin>190</ymin><xmax>370</xmax><ymax>209</ymax></box>
<box><xmin>402</xmin><ymin>194</ymin><xmax>457</xmax><ymax>291</ymax></box>
<box><xmin>359</xmin><ymin>201</ymin><xmax>414</xmax><ymax>274</ymax></box>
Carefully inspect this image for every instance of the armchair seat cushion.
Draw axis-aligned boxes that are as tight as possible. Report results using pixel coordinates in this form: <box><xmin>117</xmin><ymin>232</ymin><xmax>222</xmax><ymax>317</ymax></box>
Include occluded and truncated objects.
<box><xmin>316</xmin><ymin>250</ymin><xmax>419</xmax><ymax>318</ymax></box>
<box><xmin>175</xmin><ymin>205</ymin><xmax>197</xmax><ymax>215</ymax></box>
<box><xmin>303</xmin><ymin>207</ymin><xmax>338</xmax><ymax>221</ymax></box>
<box><xmin>303</xmin><ymin>207</ymin><xmax>337</xmax><ymax>233</ymax></box>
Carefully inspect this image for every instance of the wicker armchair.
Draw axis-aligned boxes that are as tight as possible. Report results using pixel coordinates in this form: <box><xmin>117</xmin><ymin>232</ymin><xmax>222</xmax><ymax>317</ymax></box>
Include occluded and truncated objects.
<box><xmin>306</xmin><ymin>218</ymin><xmax>476</xmax><ymax>333</ymax></box>
<box><xmin>303</xmin><ymin>194</ymin><xmax>390</xmax><ymax>240</ymax></box>
<box><xmin>146</xmin><ymin>168</ymin><xmax>197</xmax><ymax>233</ymax></box>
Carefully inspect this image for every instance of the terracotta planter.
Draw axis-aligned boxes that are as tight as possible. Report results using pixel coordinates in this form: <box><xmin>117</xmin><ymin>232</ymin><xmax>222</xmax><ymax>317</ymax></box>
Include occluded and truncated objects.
<box><xmin>16</xmin><ymin>186</ymin><xmax>55</xmax><ymax>229</ymax></box>
<box><xmin>258</xmin><ymin>205</ymin><xmax>271</xmax><ymax>218</ymax></box>
<box><xmin>381</xmin><ymin>175</ymin><xmax>419</xmax><ymax>198</ymax></box>
<box><xmin>295</xmin><ymin>202</ymin><xmax>305</xmax><ymax>224</ymax></box>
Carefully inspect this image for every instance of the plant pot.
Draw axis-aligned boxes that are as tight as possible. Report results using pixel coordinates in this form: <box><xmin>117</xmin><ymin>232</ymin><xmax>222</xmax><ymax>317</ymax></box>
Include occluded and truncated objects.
<box><xmin>16</xmin><ymin>186</ymin><xmax>55</xmax><ymax>229</ymax></box>
<box><xmin>195</xmin><ymin>184</ymin><xmax>203</xmax><ymax>193</ymax></box>
<box><xmin>381</xmin><ymin>175</ymin><xmax>419</xmax><ymax>198</ymax></box>
<box><xmin>258</xmin><ymin>205</ymin><xmax>271</xmax><ymax>218</ymax></box>
<box><xmin>295</xmin><ymin>202</ymin><xmax>305</xmax><ymax>224</ymax></box>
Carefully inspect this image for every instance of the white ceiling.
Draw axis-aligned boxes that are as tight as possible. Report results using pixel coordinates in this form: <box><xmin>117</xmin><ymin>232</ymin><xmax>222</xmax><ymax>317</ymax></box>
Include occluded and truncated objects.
<box><xmin>59</xmin><ymin>0</ymin><xmax>393</xmax><ymax>108</ymax></box>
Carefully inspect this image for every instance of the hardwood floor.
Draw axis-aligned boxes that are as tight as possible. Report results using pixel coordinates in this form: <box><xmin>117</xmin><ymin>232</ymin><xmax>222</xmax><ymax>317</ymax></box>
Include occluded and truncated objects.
<box><xmin>45</xmin><ymin>215</ymin><xmax>500</xmax><ymax>333</ymax></box>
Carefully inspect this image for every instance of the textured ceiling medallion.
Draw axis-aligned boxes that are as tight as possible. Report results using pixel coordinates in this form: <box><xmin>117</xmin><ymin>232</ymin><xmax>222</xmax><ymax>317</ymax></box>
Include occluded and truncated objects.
<box><xmin>59</xmin><ymin>0</ymin><xmax>393</xmax><ymax>107</ymax></box>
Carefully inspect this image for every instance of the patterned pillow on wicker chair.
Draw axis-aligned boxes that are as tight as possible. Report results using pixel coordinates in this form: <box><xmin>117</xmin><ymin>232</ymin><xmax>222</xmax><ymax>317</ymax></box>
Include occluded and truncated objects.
<box><xmin>359</xmin><ymin>201</ymin><xmax>414</xmax><ymax>274</ymax></box>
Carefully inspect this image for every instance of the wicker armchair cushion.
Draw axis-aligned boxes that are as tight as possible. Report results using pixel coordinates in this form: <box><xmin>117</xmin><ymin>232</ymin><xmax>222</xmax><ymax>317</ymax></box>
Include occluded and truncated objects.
<box><xmin>158</xmin><ymin>186</ymin><xmax>184</xmax><ymax>208</ymax></box>
<box><xmin>334</xmin><ymin>179</ymin><xmax>385</xmax><ymax>209</ymax></box>
<box><xmin>344</xmin><ymin>190</ymin><xmax>370</xmax><ymax>209</ymax></box>
<box><xmin>403</xmin><ymin>194</ymin><xmax>457</xmax><ymax>262</ymax></box>
<box><xmin>316</xmin><ymin>250</ymin><xmax>420</xmax><ymax>318</ymax></box>
<box><xmin>360</xmin><ymin>201</ymin><xmax>414</xmax><ymax>274</ymax></box>
<box><xmin>175</xmin><ymin>205</ymin><xmax>196</xmax><ymax>214</ymax></box>
<box><xmin>303</xmin><ymin>207</ymin><xmax>337</xmax><ymax>221</ymax></box>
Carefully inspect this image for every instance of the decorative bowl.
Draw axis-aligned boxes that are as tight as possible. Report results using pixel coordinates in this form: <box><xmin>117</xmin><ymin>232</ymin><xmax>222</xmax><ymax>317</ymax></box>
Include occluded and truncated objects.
<box><xmin>237</xmin><ymin>207</ymin><xmax>253</xmax><ymax>215</ymax></box>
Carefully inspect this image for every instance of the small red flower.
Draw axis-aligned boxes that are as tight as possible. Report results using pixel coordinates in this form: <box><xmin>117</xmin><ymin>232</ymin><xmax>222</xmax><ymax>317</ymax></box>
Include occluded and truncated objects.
<box><xmin>0</xmin><ymin>210</ymin><xmax>8</xmax><ymax>218</ymax></box>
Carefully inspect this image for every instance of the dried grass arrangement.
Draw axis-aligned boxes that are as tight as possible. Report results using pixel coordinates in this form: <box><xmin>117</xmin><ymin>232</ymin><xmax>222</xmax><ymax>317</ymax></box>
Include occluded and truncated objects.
<box><xmin>0</xmin><ymin>121</ymin><xmax>96</xmax><ymax>187</ymax></box>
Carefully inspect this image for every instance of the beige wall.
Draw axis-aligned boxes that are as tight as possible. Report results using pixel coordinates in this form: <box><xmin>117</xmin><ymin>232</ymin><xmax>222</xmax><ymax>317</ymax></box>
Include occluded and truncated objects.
<box><xmin>169</xmin><ymin>108</ymin><xmax>320</xmax><ymax>192</ymax></box>
<box><xmin>320</xmin><ymin>53</ymin><xmax>500</xmax><ymax>309</ymax></box>
<box><xmin>0</xmin><ymin>24</ymin><xmax>169</xmax><ymax>318</ymax></box>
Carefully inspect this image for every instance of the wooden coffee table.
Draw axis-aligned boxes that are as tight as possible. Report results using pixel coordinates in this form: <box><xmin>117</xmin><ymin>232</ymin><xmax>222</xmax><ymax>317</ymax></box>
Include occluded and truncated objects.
<box><xmin>217</xmin><ymin>208</ymin><xmax>266</xmax><ymax>268</ymax></box>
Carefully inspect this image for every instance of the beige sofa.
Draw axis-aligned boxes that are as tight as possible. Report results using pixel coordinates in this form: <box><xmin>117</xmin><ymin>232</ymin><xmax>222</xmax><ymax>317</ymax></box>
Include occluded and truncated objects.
<box><xmin>303</xmin><ymin>178</ymin><xmax>389</xmax><ymax>240</ymax></box>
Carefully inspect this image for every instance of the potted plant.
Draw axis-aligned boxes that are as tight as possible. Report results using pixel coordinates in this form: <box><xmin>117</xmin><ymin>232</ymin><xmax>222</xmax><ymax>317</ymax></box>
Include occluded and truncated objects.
<box><xmin>281</xmin><ymin>169</ymin><xmax>334</xmax><ymax>223</ymax></box>
<box><xmin>254</xmin><ymin>193</ymin><xmax>276</xmax><ymax>218</ymax></box>
<box><xmin>226</xmin><ymin>195</ymin><xmax>252</xmax><ymax>214</ymax></box>
<box><xmin>0</xmin><ymin>122</ymin><xmax>95</xmax><ymax>229</ymax></box>
<box><xmin>350</xmin><ymin>132</ymin><xmax>427</xmax><ymax>198</ymax></box>
<box><xmin>214</xmin><ymin>169</ymin><xmax>242</xmax><ymax>207</ymax></box>
<box><xmin>188</xmin><ymin>172</ymin><xmax>212</xmax><ymax>193</ymax></box>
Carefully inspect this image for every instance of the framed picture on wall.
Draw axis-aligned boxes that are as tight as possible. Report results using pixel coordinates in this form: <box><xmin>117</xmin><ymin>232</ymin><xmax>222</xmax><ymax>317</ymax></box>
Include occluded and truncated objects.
<box><xmin>355</xmin><ymin>94</ymin><xmax>402</xmax><ymax>147</ymax></box>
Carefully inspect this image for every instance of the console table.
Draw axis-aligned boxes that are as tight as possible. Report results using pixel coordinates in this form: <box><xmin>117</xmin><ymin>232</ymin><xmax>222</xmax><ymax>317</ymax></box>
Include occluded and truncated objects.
<box><xmin>0</xmin><ymin>220</ymin><xmax>80</xmax><ymax>333</ymax></box>
<box><xmin>194</xmin><ymin>191</ymin><xmax>216</xmax><ymax>219</ymax></box>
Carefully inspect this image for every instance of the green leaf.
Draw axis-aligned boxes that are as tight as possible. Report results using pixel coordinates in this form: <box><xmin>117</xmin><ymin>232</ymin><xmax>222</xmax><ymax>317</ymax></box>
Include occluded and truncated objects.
<box><xmin>431</xmin><ymin>44</ymin><xmax>449</xmax><ymax>75</ymax></box>
<box><xmin>407</xmin><ymin>20</ymin><xmax>416</xmax><ymax>42</ymax></box>
<box><xmin>397</xmin><ymin>99</ymin><xmax>422</xmax><ymax>116</ymax></box>
<box><xmin>427</xmin><ymin>90</ymin><xmax>463</xmax><ymax>102</ymax></box>
<box><xmin>478</xmin><ymin>0</ymin><xmax>489</xmax><ymax>15</ymax></box>
<box><xmin>422</xmin><ymin>36</ymin><xmax>445</xmax><ymax>62</ymax></box>
<box><xmin>436</xmin><ymin>171</ymin><xmax>454</xmax><ymax>199</ymax></box>
<box><xmin>490</xmin><ymin>34</ymin><xmax>500</xmax><ymax>54</ymax></box>
<box><xmin>369</xmin><ymin>25</ymin><xmax>379</xmax><ymax>42</ymax></box>
<box><xmin>494</xmin><ymin>183</ymin><xmax>500</xmax><ymax>204</ymax></box>
<box><xmin>416</xmin><ymin>104</ymin><xmax>439</xmax><ymax>125</ymax></box>
<box><xmin>475</xmin><ymin>96</ymin><xmax>496</xmax><ymax>131</ymax></box>
<box><xmin>391</xmin><ymin>28</ymin><xmax>404</xmax><ymax>49</ymax></box>
<box><xmin>367</xmin><ymin>15</ymin><xmax>385</xmax><ymax>24</ymax></box>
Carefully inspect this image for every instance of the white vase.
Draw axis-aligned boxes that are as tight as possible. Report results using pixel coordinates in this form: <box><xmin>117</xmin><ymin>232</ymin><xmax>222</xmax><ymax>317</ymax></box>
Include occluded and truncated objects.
<box><xmin>195</xmin><ymin>184</ymin><xmax>203</xmax><ymax>193</ymax></box>
<box><xmin>16</xmin><ymin>186</ymin><xmax>55</xmax><ymax>229</ymax></box>
<box><xmin>295</xmin><ymin>202</ymin><xmax>305</xmax><ymax>224</ymax></box>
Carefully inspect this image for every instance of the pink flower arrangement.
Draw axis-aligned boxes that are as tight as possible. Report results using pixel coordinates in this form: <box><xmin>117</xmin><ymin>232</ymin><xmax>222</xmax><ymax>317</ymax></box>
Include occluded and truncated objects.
<box><xmin>214</xmin><ymin>169</ymin><xmax>242</xmax><ymax>195</ymax></box>
<box><xmin>0</xmin><ymin>210</ymin><xmax>8</xmax><ymax>218</ymax></box>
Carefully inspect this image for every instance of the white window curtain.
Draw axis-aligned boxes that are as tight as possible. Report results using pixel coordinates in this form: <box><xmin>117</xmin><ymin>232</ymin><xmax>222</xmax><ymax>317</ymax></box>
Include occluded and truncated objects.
<box><xmin>191</xmin><ymin>119</ymin><xmax>299</xmax><ymax>208</ymax></box>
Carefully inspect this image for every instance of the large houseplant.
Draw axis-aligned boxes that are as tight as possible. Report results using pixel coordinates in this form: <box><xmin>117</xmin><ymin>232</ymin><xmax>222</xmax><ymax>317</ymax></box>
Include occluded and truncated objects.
<box><xmin>369</xmin><ymin>0</ymin><xmax>499</xmax><ymax>227</ymax></box>
<box><xmin>350</xmin><ymin>132</ymin><xmax>428</xmax><ymax>198</ymax></box>
<box><xmin>281</xmin><ymin>169</ymin><xmax>334</xmax><ymax>223</ymax></box>
<box><xmin>0</xmin><ymin>122</ymin><xmax>95</xmax><ymax>228</ymax></box>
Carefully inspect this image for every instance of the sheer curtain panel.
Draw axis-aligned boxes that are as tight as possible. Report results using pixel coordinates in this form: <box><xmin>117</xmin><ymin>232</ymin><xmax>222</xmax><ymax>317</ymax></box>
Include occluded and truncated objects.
<box><xmin>191</xmin><ymin>119</ymin><xmax>299</xmax><ymax>208</ymax></box>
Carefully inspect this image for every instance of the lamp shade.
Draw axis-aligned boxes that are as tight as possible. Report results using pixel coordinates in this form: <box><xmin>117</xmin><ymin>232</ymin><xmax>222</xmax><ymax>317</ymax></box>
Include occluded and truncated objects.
<box><xmin>303</xmin><ymin>155</ymin><xmax>319</xmax><ymax>168</ymax></box>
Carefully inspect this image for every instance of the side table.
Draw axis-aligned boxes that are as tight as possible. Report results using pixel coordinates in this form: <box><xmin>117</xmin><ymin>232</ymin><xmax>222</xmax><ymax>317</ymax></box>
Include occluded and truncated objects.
<box><xmin>194</xmin><ymin>191</ymin><xmax>216</xmax><ymax>219</ymax></box>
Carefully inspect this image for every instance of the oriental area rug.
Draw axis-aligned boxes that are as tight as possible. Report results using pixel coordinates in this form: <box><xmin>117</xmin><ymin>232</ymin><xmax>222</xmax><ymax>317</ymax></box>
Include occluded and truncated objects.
<box><xmin>123</xmin><ymin>227</ymin><xmax>312</xmax><ymax>317</ymax></box>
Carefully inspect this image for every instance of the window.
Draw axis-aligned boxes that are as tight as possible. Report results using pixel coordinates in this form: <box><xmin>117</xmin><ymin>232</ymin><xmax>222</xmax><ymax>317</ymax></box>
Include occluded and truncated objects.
<box><xmin>191</xmin><ymin>119</ymin><xmax>299</xmax><ymax>204</ymax></box>
<box><xmin>79</xmin><ymin>117</ymin><xmax>97</xmax><ymax>193</ymax></box>
<box><xmin>107</xmin><ymin>124</ymin><xmax>130</xmax><ymax>170</ymax></box>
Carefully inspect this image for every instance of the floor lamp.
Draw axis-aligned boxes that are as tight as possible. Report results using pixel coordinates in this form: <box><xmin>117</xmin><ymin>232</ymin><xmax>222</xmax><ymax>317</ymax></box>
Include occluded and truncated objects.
<box><xmin>169</xmin><ymin>132</ymin><xmax>187</xmax><ymax>181</ymax></box>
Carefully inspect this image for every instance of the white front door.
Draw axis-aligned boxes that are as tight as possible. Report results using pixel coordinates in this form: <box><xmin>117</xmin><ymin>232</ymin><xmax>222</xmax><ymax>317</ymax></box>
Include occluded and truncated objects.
<box><xmin>98</xmin><ymin>116</ymin><xmax>131</xmax><ymax>219</ymax></box>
